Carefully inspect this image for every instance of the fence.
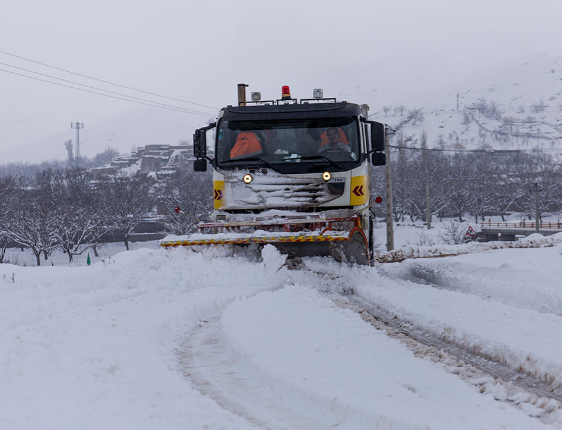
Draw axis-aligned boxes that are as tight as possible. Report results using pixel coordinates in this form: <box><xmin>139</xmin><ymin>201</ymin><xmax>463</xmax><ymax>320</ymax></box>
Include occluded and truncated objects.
<box><xmin>480</xmin><ymin>222</ymin><xmax>562</xmax><ymax>229</ymax></box>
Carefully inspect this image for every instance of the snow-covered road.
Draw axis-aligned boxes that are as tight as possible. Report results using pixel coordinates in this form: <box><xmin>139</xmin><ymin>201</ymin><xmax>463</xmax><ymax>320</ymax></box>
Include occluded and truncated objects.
<box><xmin>1</xmin><ymin>243</ymin><xmax>561</xmax><ymax>429</ymax></box>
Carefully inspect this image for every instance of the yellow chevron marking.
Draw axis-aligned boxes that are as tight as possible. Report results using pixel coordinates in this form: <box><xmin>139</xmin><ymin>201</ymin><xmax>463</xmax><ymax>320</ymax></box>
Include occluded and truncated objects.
<box><xmin>213</xmin><ymin>180</ymin><xmax>225</xmax><ymax>210</ymax></box>
<box><xmin>350</xmin><ymin>175</ymin><xmax>369</xmax><ymax>206</ymax></box>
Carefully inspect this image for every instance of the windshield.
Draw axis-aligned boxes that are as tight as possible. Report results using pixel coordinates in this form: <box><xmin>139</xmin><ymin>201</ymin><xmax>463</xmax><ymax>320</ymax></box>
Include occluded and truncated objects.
<box><xmin>215</xmin><ymin>117</ymin><xmax>362</xmax><ymax>174</ymax></box>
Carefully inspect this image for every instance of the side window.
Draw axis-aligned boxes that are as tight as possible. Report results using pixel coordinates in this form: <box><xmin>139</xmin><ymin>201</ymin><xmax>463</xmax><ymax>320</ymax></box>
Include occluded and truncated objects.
<box><xmin>220</xmin><ymin>129</ymin><xmax>238</xmax><ymax>161</ymax></box>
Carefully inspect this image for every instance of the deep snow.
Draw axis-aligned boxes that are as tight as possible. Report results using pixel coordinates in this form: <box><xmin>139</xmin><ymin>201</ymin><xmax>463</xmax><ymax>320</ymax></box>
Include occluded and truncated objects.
<box><xmin>1</xmin><ymin>237</ymin><xmax>562</xmax><ymax>429</ymax></box>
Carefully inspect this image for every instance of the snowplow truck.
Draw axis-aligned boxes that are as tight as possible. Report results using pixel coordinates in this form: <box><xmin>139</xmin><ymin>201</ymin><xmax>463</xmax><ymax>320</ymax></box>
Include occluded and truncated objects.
<box><xmin>161</xmin><ymin>85</ymin><xmax>387</xmax><ymax>265</ymax></box>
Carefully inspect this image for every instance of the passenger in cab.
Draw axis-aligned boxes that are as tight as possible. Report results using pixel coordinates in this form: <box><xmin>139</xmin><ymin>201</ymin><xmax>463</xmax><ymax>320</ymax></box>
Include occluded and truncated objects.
<box><xmin>230</xmin><ymin>131</ymin><xmax>263</xmax><ymax>158</ymax></box>
<box><xmin>318</xmin><ymin>127</ymin><xmax>350</xmax><ymax>152</ymax></box>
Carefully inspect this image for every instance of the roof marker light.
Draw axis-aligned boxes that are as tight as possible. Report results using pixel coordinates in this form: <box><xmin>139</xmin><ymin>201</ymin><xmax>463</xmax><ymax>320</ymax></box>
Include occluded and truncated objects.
<box><xmin>281</xmin><ymin>85</ymin><xmax>291</xmax><ymax>99</ymax></box>
<box><xmin>243</xmin><ymin>174</ymin><xmax>253</xmax><ymax>184</ymax></box>
<box><xmin>322</xmin><ymin>171</ymin><xmax>331</xmax><ymax>181</ymax></box>
<box><xmin>251</xmin><ymin>92</ymin><xmax>261</xmax><ymax>101</ymax></box>
<box><xmin>313</xmin><ymin>89</ymin><xmax>323</xmax><ymax>99</ymax></box>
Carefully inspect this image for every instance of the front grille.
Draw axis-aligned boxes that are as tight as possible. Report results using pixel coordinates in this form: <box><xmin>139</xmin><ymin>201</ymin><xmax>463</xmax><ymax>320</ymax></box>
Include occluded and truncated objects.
<box><xmin>224</xmin><ymin>174</ymin><xmax>345</xmax><ymax>209</ymax></box>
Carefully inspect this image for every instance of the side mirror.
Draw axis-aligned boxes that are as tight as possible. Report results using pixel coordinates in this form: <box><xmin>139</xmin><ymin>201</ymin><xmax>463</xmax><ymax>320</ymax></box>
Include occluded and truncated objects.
<box><xmin>370</xmin><ymin>122</ymin><xmax>385</xmax><ymax>152</ymax></box>
<box><xmin>194</xmin><ymin>158</ymin><xmax>207</xmax><ymax>172</ymax></box>
<box><xmin>372</xmin><ymin>153</ymin><xmax>386</xmax><ymax>166</ymax></box>
<box><xmin>193</xmin><ymin>129</ymin><xmax>207</xmax><ymax>158</ymax></box>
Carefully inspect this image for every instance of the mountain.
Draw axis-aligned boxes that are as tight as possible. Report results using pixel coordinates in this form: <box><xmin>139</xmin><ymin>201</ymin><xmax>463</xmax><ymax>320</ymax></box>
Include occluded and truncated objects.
<box><xmin>371</xmin><ymin>53</ymin><xmax>562</xmax><ymax>152</ymax></box>
<box><xmin>0</xmin><ymin>106</ymin><xmax>215</xmax><ymax>164</ymax></box>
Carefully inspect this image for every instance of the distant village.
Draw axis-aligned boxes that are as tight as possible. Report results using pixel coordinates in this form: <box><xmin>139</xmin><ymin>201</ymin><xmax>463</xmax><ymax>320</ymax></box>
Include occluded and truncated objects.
<box><xmin>90</xmin><ymin>143</ymin><xmax>196</xmax><ymax>179</ymax></box>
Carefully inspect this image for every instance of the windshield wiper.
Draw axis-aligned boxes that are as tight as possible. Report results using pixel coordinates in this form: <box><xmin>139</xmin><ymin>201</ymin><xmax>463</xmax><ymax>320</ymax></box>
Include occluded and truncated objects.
<box><xmin>221</xmin><ymin>157</ymin><xmax>277</xmax><ymax>170</ymax></box>
<box><xmin>297</xmin><ymin>155</ymin><xmax>345</xmax><ymax>169</ymax></box>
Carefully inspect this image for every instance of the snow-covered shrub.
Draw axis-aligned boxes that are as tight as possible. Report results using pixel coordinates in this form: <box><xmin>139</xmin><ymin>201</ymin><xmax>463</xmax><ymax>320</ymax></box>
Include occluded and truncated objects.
<box><xmin>439</xmin><ymin>220</ymin><xmax>468</xmax><ymax>245</ymax></box>
<box><xmin>416</xmin><ymin>229</ymin><xmax>436</xmax><ymax>246</ymax></box>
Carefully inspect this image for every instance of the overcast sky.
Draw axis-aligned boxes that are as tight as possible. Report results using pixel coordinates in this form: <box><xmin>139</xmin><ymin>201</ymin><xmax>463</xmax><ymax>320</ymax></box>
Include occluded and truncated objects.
<box><xmin>1</xmin><ymin>0</ymin><xmax>562</xmax><ymax>155</ymax></box>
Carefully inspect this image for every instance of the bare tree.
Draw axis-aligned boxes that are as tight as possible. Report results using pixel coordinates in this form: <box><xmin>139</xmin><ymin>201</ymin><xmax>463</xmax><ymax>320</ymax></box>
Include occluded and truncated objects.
<box><xmin>461</xmin><ymin>112</ymin><xmax>472</xmax><ymax>130</ymax></box>
<box><xmin>51</xmin><ymin>168</ymin><xmax>109</xmax><ymax>262</ymax></box>
<box><xmin>159</xmin><ymin>169</ymin><xmax>213</xmax><ymax>235</ymax></box>
<box><xmin>0</xmin><ymin>175</ymin><xmax>17</xmax><ymax>262</ymax></box>
<box><xmin>98</xmin><ymin>174</ymin><xmax>156</xmax><ymax>250</ymax></box>
<box><xmin>407</xmin><ymin>108</ymin><xmax>425</xmax><ymax>125</ymax></box>
<box><xmin>64</xmin><ymin>140</ymin><xmax>74</xmax><ymax>164</ymax></box>
<box><xmin>9</xmin><ymin>173</ymin><xmax>59</xmax><ymax>266</ymax></box>
<box><xmin>91</xmin><ymin>147</ymin><xmax>120</xmax><ymax>167</ymax></box>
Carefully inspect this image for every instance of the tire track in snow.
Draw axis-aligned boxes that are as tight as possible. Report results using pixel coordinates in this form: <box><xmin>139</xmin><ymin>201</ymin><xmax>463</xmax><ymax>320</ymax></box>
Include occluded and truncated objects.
<box><xmin>179</xmin><ymin>319</ymin><xmax>336</xmax><ymax>430</ymax></box>
<box><xmin>179</xmin><ymin>260</ymin><xmax>562</xmax><ymax>428</ymax></box>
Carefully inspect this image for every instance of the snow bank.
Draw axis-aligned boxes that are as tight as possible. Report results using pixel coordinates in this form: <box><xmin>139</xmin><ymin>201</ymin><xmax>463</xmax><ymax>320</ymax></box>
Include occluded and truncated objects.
<box><xmin>376</xmin><ymin>245</ymin><xmax>562</xmax><ymax>389</ymax></box>
<box><xmin>0</xmin><ymin>246</ymin><xmax>285</xmax><ymax>430</ymax></box>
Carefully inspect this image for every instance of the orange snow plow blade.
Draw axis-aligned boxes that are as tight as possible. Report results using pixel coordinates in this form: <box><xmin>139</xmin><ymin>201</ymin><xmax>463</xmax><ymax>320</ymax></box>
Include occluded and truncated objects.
<box><xmin>160</xmin><ymin>232</ymin><xmax>350</xmax><ymax>247</ymax></box>
<box><xmin>159</xmin><ymin>214</ymin><xmax>370</xmax><ymax>264</ymax></box>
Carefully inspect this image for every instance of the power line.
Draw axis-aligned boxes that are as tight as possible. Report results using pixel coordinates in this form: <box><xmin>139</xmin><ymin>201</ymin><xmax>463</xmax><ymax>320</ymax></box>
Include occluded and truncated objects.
<box><xmin>0</xmin><ymin>68</ymin><xmax>213</xmax><ymax>116</ymax></box>
<box><xmin>0</xmin><ymin>49</ymin><xmax>218</xmax><ymax>110</ymax></box>
<box><xmin>0</xmin><ymin>61</ymin><xmax>214</xmax><ymax>116</ymax></box>
<box><xmin>388</xmin><ymin>145</ymin><xmax>494</xmax><ymax>153</ymax></box>
<box><xmin>384</xmin><ymin>144</ymin><xmax>562</xmax><ymax>168</ymax></box>
<box><xmin>388</xmin><ymin>145</ymin><xmax>562</xmax><ymax>164</ymax></box>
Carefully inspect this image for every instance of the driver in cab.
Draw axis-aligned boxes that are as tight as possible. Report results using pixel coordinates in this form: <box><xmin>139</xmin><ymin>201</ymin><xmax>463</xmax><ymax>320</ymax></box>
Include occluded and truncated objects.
<box><xmin>318</xmin><ymin>128</ymin><xmax>350</xmax><ymax>152</ymax></box>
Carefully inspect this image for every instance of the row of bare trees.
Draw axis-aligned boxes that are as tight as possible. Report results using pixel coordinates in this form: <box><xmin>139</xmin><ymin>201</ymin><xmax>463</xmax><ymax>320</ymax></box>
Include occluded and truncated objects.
<box><xmin>371</xmin><ymin>148</ymin><xmax>562</xmax><ymax>225</ymax></box>
<box><xmin>0</xmin><ymin>166</ymin><xmax>213</xmax><ymax>265</ymax></box>
<box><xmin>3</xmin><ymin>148</ymin><xmax>559</xmax><ymax>265</ymax></box>
<box><xmin>0</xmin><ymin>168</ymin><xmax>158</xmax><ymax>265</ymax></box>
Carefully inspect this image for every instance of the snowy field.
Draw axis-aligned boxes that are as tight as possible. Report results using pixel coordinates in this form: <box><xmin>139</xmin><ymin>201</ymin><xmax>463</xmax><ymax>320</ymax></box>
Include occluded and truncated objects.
<box><xmin>2</xmin><ymin>225</ymin><xmax>562</xmax><ymax>429</ymax></box>
<box><xmin>1</xmin><ymin>240</ymin><xmax>160</xmax><ymax>268</ymax></box>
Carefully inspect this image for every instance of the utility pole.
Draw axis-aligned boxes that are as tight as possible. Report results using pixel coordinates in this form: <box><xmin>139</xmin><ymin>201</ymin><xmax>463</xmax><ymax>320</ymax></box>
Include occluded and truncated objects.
<box><xmin>533</xmin><ymin>182</ymin><xmax>542</xmax><ymax>233</ymax></box>
<box><xmin>426</xmin><ymin>171</ymin><xmax>431</xmax><ymax>230</ymax></box>
<box><xmin>71</xmin><ymin>122</ymin><xmax>84</xmax><ymax>166</ymax></box>
<box><xmin>421</xmin><ymin>131</ymin><xmax>430</xmax><ymax>230</ymax></box>
<box><xmin>384</xmin><ymin>126</ymin><xmax>395</xmax><ymax>251</ymax></box>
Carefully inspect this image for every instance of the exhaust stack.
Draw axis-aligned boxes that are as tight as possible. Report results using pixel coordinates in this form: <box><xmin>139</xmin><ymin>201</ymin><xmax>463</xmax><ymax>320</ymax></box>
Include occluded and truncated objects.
<box><xmin>237</xmin><ymin>83</ymin><xmax>248</xmax><ymax>106</ymax></box>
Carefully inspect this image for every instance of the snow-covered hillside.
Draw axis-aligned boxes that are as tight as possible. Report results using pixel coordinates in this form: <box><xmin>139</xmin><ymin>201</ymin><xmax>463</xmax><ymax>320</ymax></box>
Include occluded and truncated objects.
<box><xmin>1</xmin><ymin>240</ymin><xmax>562</xmax><ymax>429</ymax></box>
<box><xmin>375</xmin><ymin>53</ymin><xmax>562</xmax><ymax>151</ymax></box>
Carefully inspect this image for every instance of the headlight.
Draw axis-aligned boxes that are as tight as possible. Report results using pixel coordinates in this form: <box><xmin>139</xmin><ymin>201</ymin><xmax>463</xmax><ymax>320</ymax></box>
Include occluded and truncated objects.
<box><xmin>243</xmin><ymin>174</ymin><xmax>253</xmax><ymax>184</ymax></box>
<box><xmin>322</xmin><ymin>171</ymin><xmax>331</xmax><ymax>181</ymax></box>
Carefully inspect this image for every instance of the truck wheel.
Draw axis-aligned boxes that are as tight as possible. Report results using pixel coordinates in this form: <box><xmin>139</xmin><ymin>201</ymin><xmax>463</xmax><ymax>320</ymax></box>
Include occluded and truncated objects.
<box><xmin>330</xmin><ymin>232</ymin><xmax>369</xmax><ymax>265</ymax></box>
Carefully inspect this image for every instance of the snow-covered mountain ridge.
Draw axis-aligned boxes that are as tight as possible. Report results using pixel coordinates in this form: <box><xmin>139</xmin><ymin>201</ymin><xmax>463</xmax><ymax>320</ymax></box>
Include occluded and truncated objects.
<box><xmin>367</xmin><ymin>53</ymin><xmax>562</xmax><ymax>152</ymax></box>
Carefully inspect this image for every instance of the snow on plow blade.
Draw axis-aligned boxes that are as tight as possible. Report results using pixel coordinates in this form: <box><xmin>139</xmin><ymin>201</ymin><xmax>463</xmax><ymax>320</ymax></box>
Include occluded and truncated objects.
<box><xmin>159</xmin><ymin>214</ymin><xmax>371</xmax><ymax>264</ymax></box>
<box><xmin>159</xmin><ymin>231</ymin><xmax>351</xmax><ymax>247</ymax></box>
